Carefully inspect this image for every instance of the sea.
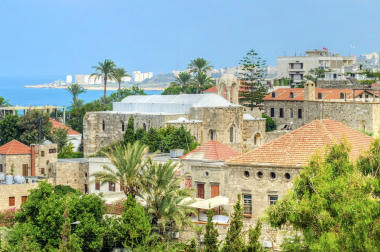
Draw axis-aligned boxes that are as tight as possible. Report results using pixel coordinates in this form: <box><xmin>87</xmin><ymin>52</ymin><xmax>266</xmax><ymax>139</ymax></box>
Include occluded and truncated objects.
<box><xmin>0</xmin><ymin>76</ymin><xmax>161</xmax><ymax>108</ymax></box>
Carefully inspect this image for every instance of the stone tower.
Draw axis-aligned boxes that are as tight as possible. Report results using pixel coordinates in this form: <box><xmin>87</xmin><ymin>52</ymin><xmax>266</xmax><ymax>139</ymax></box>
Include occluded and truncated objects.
<box><xmin>304</xmin><ymin>80</ymin><xmax>315</xmax><ymax>101</ymax></box>
<box><xmin>216</xmin><ymin>74</ymin><xmax>240</xmax><ymax>104</ymax></box>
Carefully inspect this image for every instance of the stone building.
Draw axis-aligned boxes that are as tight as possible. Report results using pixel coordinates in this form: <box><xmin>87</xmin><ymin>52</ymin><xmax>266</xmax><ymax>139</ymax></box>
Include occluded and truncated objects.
<box><xmin>83</xmin><ymin>93</ymin><xmax>266</xmax><ymax>157</ymax></box>
<box><xmin>0</xmin><ymin>183</ymin><xmax>39</xmax><ymax>211</ymax></box>
<box><xmin>263</xmin><ymin>80</ymin><xmax>380</xmax><ymax>136</ymax></box>
<box><xmin>50</xmin><ymin>118</ymin><xmax>82</xmax><ymax>151</ymax></box>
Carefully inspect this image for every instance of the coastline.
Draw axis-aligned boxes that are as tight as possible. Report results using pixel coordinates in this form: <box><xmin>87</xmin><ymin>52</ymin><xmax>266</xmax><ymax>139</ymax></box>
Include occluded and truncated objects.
<box><xmin>24</xmin><ymin>84</ymin><xmax>166</xmax><ymax>91</ymax></box>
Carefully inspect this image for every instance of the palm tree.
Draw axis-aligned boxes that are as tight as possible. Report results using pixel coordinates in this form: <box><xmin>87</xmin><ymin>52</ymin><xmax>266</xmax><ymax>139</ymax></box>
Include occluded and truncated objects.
<box><xmin>175</xmin><ymin>72</ymin><xmax>192</xmax><ymax>93</ymax></box>
<box><xmin>92</xmin><ymin>141</ymin><xmax>149</xmax><ymax>198</ymax></box>
<box><xmin>140</xmin><ymin>160</ymin><xmax>194</xmax><ymax>240</ymax></box>
<box><xmin>194</xmin><ymin>71</ymin><xmax>213</xmax><ymax>94</ymax></box>
<box><xmin>112</xmin><ymin>67</ymin><xmax>130</xmax><ymax>101</ymax></box>
<box><xmin>66</xmin><ymin>83</ymin><xmax>85</xmax><ymax>105</ymax></box>
<box><xmin>91</xmin><ymin>59</ymin><xmax>116</xmax><ymax>104</ymax></box>
<box><xmin>188</xmin><ymin>57</ymin><xmax>213</xmax><ymax>75</ymax></box>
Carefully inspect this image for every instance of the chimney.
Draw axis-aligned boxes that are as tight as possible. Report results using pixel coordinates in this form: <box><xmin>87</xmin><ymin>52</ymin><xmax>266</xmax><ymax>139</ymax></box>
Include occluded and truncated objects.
<box><xmin>304</xmin><ymin>80</ymin><xmax>316</xmax><ymax>101</ymax></box>
<box><xmin>30</xmin><ymin>144</ymin><xmax>36</xmax><ymax>176</ymax></box>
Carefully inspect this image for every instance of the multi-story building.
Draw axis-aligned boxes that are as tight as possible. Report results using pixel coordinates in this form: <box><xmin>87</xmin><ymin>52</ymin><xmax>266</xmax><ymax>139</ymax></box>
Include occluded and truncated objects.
<box><xmin>277</xmin><ymin>50</ymin><xmax>356</xmax><ymax>83</ymax></box>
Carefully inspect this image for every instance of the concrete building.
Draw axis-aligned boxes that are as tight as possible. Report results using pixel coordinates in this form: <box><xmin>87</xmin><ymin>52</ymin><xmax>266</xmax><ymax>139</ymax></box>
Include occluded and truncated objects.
<box><xmin>50</xmin><ymin>119</ymin><xmax>82</xmax><ymax>151</ymax></box>
<box><xmin>132</xmin><ymin>71</ymin><xmax>153</xmax><ymax>82</ymax></box>
<box><xmin>83</xmin><ymin>93</ymin><xmax>266</xmax><ymax>157</ymax></box>
<box><xmin>66</xmin><ymin>75</ymin><xmax>72</xmax><ymax>84</ymax></box>
<box><xmin>277</xmin><ymin>50</ymin><xmax>356</xmax><ymax>83</ymax></box>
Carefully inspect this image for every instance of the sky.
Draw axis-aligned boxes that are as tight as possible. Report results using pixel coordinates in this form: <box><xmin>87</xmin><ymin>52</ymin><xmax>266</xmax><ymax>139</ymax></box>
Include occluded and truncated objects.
<box><xmin>0</xmin><ymin>0</ymin><xmax>379</xmax><ymax>79</ymax></box>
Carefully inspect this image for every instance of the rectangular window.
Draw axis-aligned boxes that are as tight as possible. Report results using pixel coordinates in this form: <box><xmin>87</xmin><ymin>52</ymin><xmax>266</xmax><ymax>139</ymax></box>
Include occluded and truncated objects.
<box><xmin>243</xmin><ymin>194</ymin><xmax>252</xmax><ymax>215</ymax></box>
<box><xmin>41</xmin><ymin>168</ymin><xmax>45</xmax><ymax>175</ymax></box>
<box><xmin>270</xmin><ymin>108</ymin><xmax>275</xmax><ymax>117</ymax></box>
<box><xmin>269</xmin><ymin>195</ymin><xmax>278</xmax><ymax>205</ymax></box>
<box><xmin>318</xmin><ymin>93</ymin><xmax>322</xmax><ymax>99</ymax></box>
<box><xmin>197</xmin><ymin>183</ymin><xmax>205</xmax><ymax>199</ymax></box>
<box><xmin>298</xmin><ymin>109</ymin><xmax>302</xmax><ymax>119</ymax></box>
<box><xmin>22</xmin><ymin>164</ymin><xmax>28</xmax><ymax>176</ymax></box>
<box><xmin>41</xmin><ymin>151</ymin><xmax>45</xmax><ymax>157</ymax></box>
<box><xmin>95</xmin><ymin>181</ymin><xmax>100</xmax><ymax>191</ymax></box>
<box><xmin>21</xmin><ymin>196</ymin><xmax>27</xmax><ymax>204</ymax></box>
<box><xmin>0</xmin><ymin>164</ymin><xmax>3</xmax><ymax>172</ymax></box>
<box><xmin>211</xmin><ymin>184</ymin><xmax>219</xmax><ymax>198</ymax></box>
<box><xmin>9</xmin><ymin>197</ymin><xmax>15</xmax><ymax>206</ymax></box>
<box><xmin>290</xmin><ymin>109</ymin><xmax>294</xmax><ymax>118</ymax></box>
<box><xmin>109</xmin><ymin>182</ymin><xmax>115</xmax><ymax>192</ymax></box>
<box><xmin>279</xmin><ymin>108</ymin><xmax>284</xmax><ymax>118</ymax></box>
<box><xmin>49</xmin><ymin>149</ymin><xmax>57</xmax><ymax>153</ymax></box>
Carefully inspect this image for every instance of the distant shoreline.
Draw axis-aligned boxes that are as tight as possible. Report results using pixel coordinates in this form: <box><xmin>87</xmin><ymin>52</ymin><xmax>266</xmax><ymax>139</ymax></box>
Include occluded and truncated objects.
<box><xmin>24</xmin><ymin>84</ymin><xmax>165</xmax><ymax>91</ymax></box>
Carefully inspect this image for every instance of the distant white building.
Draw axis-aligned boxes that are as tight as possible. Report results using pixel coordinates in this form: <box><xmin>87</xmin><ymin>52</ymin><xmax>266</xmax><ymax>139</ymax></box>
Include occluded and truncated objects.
<box><xmin>66</xmin><ymin>75</ymin><xmax>73</xmax><ymax>84</ymax></box>
<box><xmin>132</xmin><ymin>71</ymin><xmax>153</xmax><ymax>82</ymax></box>
<box><xmin>277</xmin><ymin>49</ymin><xmax>356</xmax><ymax>83</ymax></box>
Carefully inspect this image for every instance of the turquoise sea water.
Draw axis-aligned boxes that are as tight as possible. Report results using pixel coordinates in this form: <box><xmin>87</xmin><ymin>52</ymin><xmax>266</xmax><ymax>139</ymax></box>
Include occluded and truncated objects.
<box><xmin>0</xmin><ymin>77</ymin><xmax>161</xmax><ymax>108</ymax></box>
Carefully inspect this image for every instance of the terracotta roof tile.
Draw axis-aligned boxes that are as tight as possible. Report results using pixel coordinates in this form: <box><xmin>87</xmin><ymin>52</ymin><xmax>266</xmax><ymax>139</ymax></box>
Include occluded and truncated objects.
<box><xmin>181</xmin><ymin>140</ymin><xmax>240</xmax><ymax>162</ymax></box>
<box><xmin>228</xmin><ymin>119</ymin><xmax>373</xmax><ymax>167</ymax></box>
<box><xmin>49</xmin><ymin>118</ymin><xmax>81</xmax><ymax>135</ymax></box>
<box><xmin>0</xmin><ymin>140</ymin><xmax>31</xmax><ymax>155</ymax></box>
<box><xmin>203</xmin><ymin>86</ymin><xmax>218</xmax><ymax>93</ymax></box>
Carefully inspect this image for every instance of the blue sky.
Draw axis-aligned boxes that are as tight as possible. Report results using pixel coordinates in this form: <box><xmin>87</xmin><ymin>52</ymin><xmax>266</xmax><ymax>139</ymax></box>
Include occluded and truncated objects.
<box><xmin>0</xmin><ymin>0</ymin><xmax>379</xmax><ymax>79</ymax></box>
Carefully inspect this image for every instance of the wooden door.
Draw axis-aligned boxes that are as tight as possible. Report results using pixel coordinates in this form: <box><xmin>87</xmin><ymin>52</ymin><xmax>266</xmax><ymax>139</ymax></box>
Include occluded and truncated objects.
<box><xmin>211</xmin><ymin>184</ymin><xmax>219</xmax><ymax>198</ymax></box>
<box><xmin>197</xmin><ymin>183</ymin><xmax>204</xmax><ymax>199</ymax></box>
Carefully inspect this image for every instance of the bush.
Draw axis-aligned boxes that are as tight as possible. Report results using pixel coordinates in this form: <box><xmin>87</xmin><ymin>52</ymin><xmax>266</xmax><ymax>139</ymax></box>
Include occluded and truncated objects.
<box><xmin>0</xmin><ymin>209</ymin><xmax>16</xmax><ymax>228</ymax></box>
<box><xmin>262</xmin><ymin>113</ymin><xmax>276</xmax><ymax>132</ymax></box>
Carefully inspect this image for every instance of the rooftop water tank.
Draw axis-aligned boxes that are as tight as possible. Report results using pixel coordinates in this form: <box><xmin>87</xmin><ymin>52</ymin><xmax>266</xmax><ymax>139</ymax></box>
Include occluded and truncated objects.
<box><xmin>170</xmin><ymin>149</ymin><xmax>184</xmax><ymax>158</ymax></box>
<box><xmin>14</xmin><ymin>175</ymin><xmax>26</xmax><ymax>184</ymax></box>
<box><xmin>5</xmin><ymin>175</ymin><xmax>14</xmax><ymax>185</ymax></box>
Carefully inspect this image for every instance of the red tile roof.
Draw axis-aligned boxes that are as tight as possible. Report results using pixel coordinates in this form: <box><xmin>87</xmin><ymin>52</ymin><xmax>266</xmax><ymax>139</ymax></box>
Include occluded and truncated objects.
<box><xmin>204</xmin><ymin>86</ymin><xmax>218</xmax><ymax>93</ymax></box>
<box><xmin>263</xmin><ymin>88</ymin><xmax>367</xmax><ymax>101</ymax></box>
<box><xmin>49</xmin><ymin>118</ymin><xmax>81</xmax><ymax>135</ymax></box>
<box><xmin>181</xmin><ymin>140</ymin><xmax>240</xmax><ymax>162</ymax></box>
<box><xmin>0</xmin><ymin>140</ymin><xmax>31</xmax><ymax>155</ymax></box>
<box><xmin>228</xmin><ymin>119</ymin><xmax>373</xmax><ymax>167</ymax></box>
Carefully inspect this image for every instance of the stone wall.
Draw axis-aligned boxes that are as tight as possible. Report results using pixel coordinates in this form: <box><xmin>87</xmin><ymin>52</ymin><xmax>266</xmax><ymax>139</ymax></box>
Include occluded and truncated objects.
<box><xmin>50</xmin><ymin>159</ymin><xmax>89</xmax><ymax>193</ymax></box>
<box><xmin>0</xmin><ymin>154</ymin><xmax>31</xmax><ymax>176</ymax></box>
<box><xmin>0</xmin><ymin>183</ymin><xmax>38</xmax><ymax>211</ymax></box>
<box><xmin>34</xmin><ymin>144</ymin><xmax>57</xmax><ymax>176</ymax></box>
<box><xmin>242</xmin><ymin>119</ymin><xmax>266</xmax><ymax>150</ymax></box>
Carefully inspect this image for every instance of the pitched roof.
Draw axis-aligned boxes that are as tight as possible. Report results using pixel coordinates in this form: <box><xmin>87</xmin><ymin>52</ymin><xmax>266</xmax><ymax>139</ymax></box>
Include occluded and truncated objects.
<box><xmin>263</xmin><ymin>88</ymin><xmax>368</xmax><ymax>101</ymax></box>
<box><xmin>181</xmin><ymin>140</ymin><xmax>240</xmax><ymax>162</ymax></box>
<box><xmin>49</xmin><ymin>118</ymin><xmax>81</xmax><ymax>135</ymax></box>
<box><xmin>0</xmin><ymin>140</ymin><xmax>31</xmax><ymax>155</ymax></box>
<box><xmin>204</xmin><ymin>86</ymin><xmax>218</xmax><ymax>93</ymax></box>
<box><xmin>228</xmin><ymin>119</ymin><xmax>373</xmax><ymax>167</ymax></box>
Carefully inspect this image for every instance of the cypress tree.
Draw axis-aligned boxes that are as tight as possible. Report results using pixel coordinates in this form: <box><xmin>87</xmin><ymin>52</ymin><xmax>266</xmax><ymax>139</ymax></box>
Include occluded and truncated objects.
<box><xmin>58</xmin><ymin>204</ymin><xmax>82</xmax><ymax>252</ymax></box>
<box><xmin>124</xmin><ymin>116</ymin><xmax>135</xmax><ymax>144</ymax></box>
<box><xmin>222</xmin><ymin>194</ymin><xmax>244</xmax><ymax>252</ymax></box>
<box><xmin>246</xmin><ymin>220</ymin><xmax>264</xmax><ymax>252</ymax></box>
<box><xmin>204</xmin><ymin>210</ymin><xmax>219</xmax><ymax>252</ymax></box>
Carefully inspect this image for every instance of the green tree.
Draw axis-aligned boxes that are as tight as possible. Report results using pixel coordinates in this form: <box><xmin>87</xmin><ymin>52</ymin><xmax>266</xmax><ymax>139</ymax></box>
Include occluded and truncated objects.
<box><xmin>0</xmin><ymin>97</ymin><xmax>10</xmax><ymax>107</ymax></box>
<box><xmin>17</xmin><ymin>110</ymin><xmax>52</xmax><ymax>145</ymax></box>
<box><xmin>204</xmin><ymin>210</ymin><xmax>219</xmax><ymax>252</ymax></box>
<box><xmin>194</xmin><ymin>71</ymin><xmax>213</xmax><ymax>94</ymax></box>
<box><xmin>175</xmin><ymin>72</ymin><xmax>192</xmax><ymax>91</ymax></box>
<box><xmin>267</xmin><ymin>142</ymin><xmax>380</xmax><ymax>251</ymax></box>
<box><xmin>238</xmin><ymin>49</ymin><xmax>267</xmax><ymax>110</ymax></box>
<box><xmin>142</xmin><ymin>128</ymin><xmax>161</xmax><ymax>152</ymax></box>
<box><xmin>91</xmin><ymin>59</ymin><xmax>116</xmax><ymax>104</ymax></box>
<box><xmin>245</xmin><ymin>220</ymin><xmax>264</xmax><ymax>252</ymax></box>
<box><xmin>67</xmin><ymin>83</ymin><xmax>85</xmax><ymax>106</ymax></box>
<box><xmin>124</xmin><ymin>116</ymin><xmax>135</xmax><ymax>144</ymax></box>
<box><xmin>222</xmin><ymin>194</ymin><xmax>244</xmax><ymax>252</ymax></box>
<box><xmin>140</xmin><ymin>160</ymin><xmax>194</xmax><ymax>240</ymax></box>
<box><xmin>187</xmin><ymin>239</ymin><xmax>197</xmax><ymax>252</ymax></box>
<box><xmin>58</xmin><ymin>203</ymin><xmax>82</xmax><ymax>252</ymax></box>
<box><xmin>188</xmin><ymin>57</ymin><xmax>213</xmax><ymax>75</ymax></box>
<box><xmin>0</xmin><ymin>114</ymin><xmax>20</xmax><ymax>145</ymax></box>
<box><xmin>261</xmin><ymin>113</ymin><xmax>276</xmax><ymax>132</ymax></box>
<box><xmin>92</xmin><ymin>141</ymin><xmax>148</xmax><ymax>197</ymax></box>
<box><xmin>112</xmin><ymin>67</ymin><xmax>130</xmax><ymax>101</ymax></box>
<box><xmin>49</xmin><ymin>128</ymin><xmax>68</xmax><ymax>151</ymax></box>
<box><xmin>162</xmin><ymin>82</ymin><xmax>183</xmax><ymax>95</ymax></box>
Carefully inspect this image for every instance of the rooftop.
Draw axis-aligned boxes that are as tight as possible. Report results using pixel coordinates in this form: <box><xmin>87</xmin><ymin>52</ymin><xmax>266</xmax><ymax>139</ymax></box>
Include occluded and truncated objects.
<box><xmin>228</xmin><ymin>119</ymin><xmax>373</xmax><ymax>167</ymax></box>
<box><xmin>50</xmin><ymin>118</ymin><xmax>81</xmax><ymax>135</ymax></box>
<box><xmin>0</xmin><ymin>140</ymin><xmax>31</xmax><ymax>155</ymax></box>
<box><xmin>181</xmin><ymin>140</ymin><xmax>240</xmax><ymax>162</ymax></box>
<box><xmin>113</xmin><ymin>94</ymin><xmax>240</xmax><ymax>114</ymax></box>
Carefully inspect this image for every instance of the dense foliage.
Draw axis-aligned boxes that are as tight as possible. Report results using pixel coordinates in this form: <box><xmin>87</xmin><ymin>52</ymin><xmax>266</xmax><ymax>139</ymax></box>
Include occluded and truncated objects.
<box><xmin>267</xmin><ymin>141</ymin><xmax>380</xmax><ymax>251</ymax></box>
<box><xmin>262</xmin><ymin>113</ymin><xmax>276</xmax><ymax>132</ymax></box>
<box><xmin>204</xmin><ymin>211</ymin><xmax>219</xmax><ymax>252</ymax></box>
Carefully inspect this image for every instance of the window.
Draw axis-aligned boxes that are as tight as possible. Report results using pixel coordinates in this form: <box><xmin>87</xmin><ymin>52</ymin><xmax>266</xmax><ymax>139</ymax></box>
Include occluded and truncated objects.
<box><xmin>109</xmin><ymin>182</ymin><xmax>115</xmax><ymax>192</ymax></box>
<box><xmin>359</xmin><ymin>94</ymin><xmax>362</xmax><ymax>98</ymax></box>
<box><xmin>41</xmin><ymin>151</ymin><xmax>45</xmax><ymax>157</ymax></box>
<box><xmin>243</xmin><ymin>194</ymin><xmax>252</xmax><ymax>215</ymax></box>
<box><xmin>271</xmin><ymin>92</ymin><xmax>275</xmax><ymax>98</ymax></box>
<box><xmin>9</xmin><ymin>197</ymin><xmax>15</xmax><ymax>206</ymax></box>
<box><xmin>143</xmin><ymin>123</ymin><xmax>147</xmax><ymax>131</ymax></box>
<box><xmin>49</xmin><ymin>148</ymin><xmax>57</xmax><ymax>153</ymax></box>
<box><xmin>270</xmin><ymin>108</ymin><xmax>275</xmax><ymax>117</ymax></box>
<box><xmin>244</xmin><ymin>171</ymin><xmax>250</xmax><ymax>177</ymax></box>
<box><xmin>289</xmin><ymin>92</ymin><xmax>294</xmax><ymax>98</ymax></box>
<box><xmin>209</xmin><ymin>129</ymin><xmax>216</xmax><ymax>140</ymax></box>
<box><xmin>95</xmin><ymin>180</ymin><xmax>100</xmax><ymax>191</ymax></box>
<box><xmin>285</xmin><ymin>173</ymin><xmax>291</xmax><ymax>179</ymax></box>
<box><xmin>185</xmin><ymin>176</ymin><xmax>192</xmax><ymax>188</ymax></box>
<box><xmin>229</xmin><ymin>127</ymin><xmax>234</xmax><ymax>143</ymax></box>
<box><xmin>290</xmin><ymin>108</ymin><xmax>294</xmax><ymax>118</ymax></box>
<box><xmin>298</xmin><ymin>109</ymin><xmax>302</xmax><ymax>119</ymax></box>
<box><xmin>270</xmin><ymin>172</ymin><xmax>276</xmax><ymax>179</ymax></box>
<box><xmin>211</xmin><ymin>184</ymin><xmax>219</xmax><ymax>198</ymax></box>
<box><xmin>85</xmin><ymin>184</ymin><xmax>88</xmax><ymax>194</ymax></box>
<box><xmin>340</xmin><ymin>93</ymin><xmax>344</xmax><ymax>99</ymax></box>
<box><xmin>279</xmin><ymin>108</ymin><xmax>284</xmax><ymax>118</ymax></box>
<box><xmin>41</xmin><ymin>168</ymin><xmax>45</xmax><ymax>175</ymax></box>
<box><xmin>318</xmin><ymin>93</ymin><xmax>322</xmax><ymax>99</ymax></box>
<box><xmin>254</xmin><ymin>133</ymin><xmax>260</xmax><ymax>146</ymax></box>
<box><xmin>0</xmin><ymin>164</ymin><xmax>3</xmax><ymax>172</ymax></box>
<box><xmin>269</xmin><ymin>195</ymin><xmax>278</xmax><ymax>205</ymax></box>
<box><xmin>257</xmin><ymin>171</ymin><xmax>263</xmax><ymax>178</ymax></box>
<box><xmin>366</xmin><ymin>95</ymin><xmax>369</xmax><ymax>98</ymax></box>
<box><xmin>22</xmin><ymin>164</ymin><xmax>28</xmax><ymax>176</ymax></box>
<box><xmin>197</xmin><ymin>183</ymin><xmax>205</xmax><ymax>199</ymax></box>
<box><xmin>102</xmin><ymin>120</ymin><xmax>105</xmax><ymax>131</ymax></box>
<box><xmin>121</xmin><ymin>121</ymin><xmax>125</xmax><ymax>132</ymax></box>
<box><xmin>21</xmin><ymin>196</ymin><xmax>27</xmax><ymax>204</ymax></box>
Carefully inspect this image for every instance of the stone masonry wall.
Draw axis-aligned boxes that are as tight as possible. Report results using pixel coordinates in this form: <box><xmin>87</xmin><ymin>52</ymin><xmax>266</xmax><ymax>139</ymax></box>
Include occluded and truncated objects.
<box><xmin>50</xmin><ymin>160</ymin><xmax>89</xmax><ymax>193</ymax></box>
<box><xmin>0</xmin><ymin>183</ymin><xmax>38</xmax><ymax>211</ymax></box>
<box><xmin>0</xmin><ymin>155</ymin><xmax>31</xmax><ymax>176</ymax></box>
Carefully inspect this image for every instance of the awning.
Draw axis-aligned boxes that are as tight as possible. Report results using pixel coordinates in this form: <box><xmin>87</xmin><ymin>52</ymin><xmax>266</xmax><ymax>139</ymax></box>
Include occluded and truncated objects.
<box><xmin>188</xmin><ymin>196</ymin><xmax>229</xmax><ymax>210</ymax></box>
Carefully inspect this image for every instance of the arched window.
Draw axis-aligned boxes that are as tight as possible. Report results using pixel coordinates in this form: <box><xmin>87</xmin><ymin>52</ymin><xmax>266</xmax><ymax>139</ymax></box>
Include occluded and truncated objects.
<box><xmin>209</xmin><ymin>129</ymin><xmax>215</xmax><ymax>140</ymax></box>
<box><xmin>340</xmin><ymin>92</ymin><xmax>345</xmax><ymax>99</ymax></box>
<box><xmin>229</xmin><ymin>127</ymin><xmax>234</xmax><ymax>143</ymax></box>
<box><xmin>254</xmin><ymin>133</ymin><xmax>261</xmax><ymax>146</ymax></box>
<box><xmin>143</xmin><ymin>123</ymin><xmax>147</xmax><ymax>131</ymax></box>
<box><xmin>289</xmin><ymin>92</ymin><xmax>294</xmax><ymax>98</ymax></box>
<box><xmin>121</xmin><ymin>121</ymin><xmax>125</xmax><ymax>132</ymax></box>
<box><xmin>102</xmin><ymin>120</ymin><xmax>105</xmax><ymax>131</ymax></box>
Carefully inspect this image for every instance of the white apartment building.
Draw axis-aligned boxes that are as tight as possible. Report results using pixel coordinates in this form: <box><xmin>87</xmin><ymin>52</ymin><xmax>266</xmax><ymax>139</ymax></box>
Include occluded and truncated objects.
<box><xmin>277</xmin><ymin>50</ymin><xmax>356</xmax><ymax>83</ymax></box>
<box><xmin>66</xmin><ymin>75</ymin><xmax>73</xmax><ymax>84</ymax></box>
<box><xmin>132</xmin><ymin>71</ymin><xmax>153</xmax><ymax>82</ymax></box>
